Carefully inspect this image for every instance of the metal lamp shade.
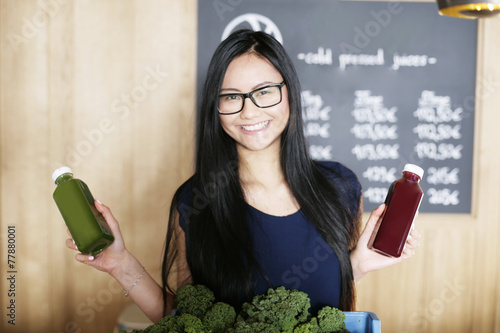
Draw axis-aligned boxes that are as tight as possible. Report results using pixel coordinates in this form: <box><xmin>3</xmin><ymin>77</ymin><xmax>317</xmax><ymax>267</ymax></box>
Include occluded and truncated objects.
<box><xmin>437</xmin><ymin>0</ymin><xmax>500</xmax><ymax>18</ymax></box>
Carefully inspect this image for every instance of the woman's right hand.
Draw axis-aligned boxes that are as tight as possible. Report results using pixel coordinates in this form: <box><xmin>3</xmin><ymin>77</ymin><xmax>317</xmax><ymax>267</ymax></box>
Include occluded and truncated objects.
<box><xmin>66</xmin><ymin>200</ymin><xmax>128</xmax><ymax>275</ymax></box>
<box><xmin>66</xmin><ymin>200</ymin><xmax>168</xmax><ymax>323</ymax></box>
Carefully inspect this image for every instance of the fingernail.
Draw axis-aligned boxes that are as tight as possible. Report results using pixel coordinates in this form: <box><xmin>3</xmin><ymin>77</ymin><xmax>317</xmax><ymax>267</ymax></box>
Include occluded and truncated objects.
<box><xmin>88</xmin><ymin>256</ymin><xmax>94</xmax><ymax>261</ymax></box>
<box><xmin>96</xmin><ymin>199</ymin><xmax>102</xmax><ymax>204</ymax></box>
<box><xmin>72</xmin><ymin>239</ymin><xmax>76</xmax><ymax>245</ymax></box>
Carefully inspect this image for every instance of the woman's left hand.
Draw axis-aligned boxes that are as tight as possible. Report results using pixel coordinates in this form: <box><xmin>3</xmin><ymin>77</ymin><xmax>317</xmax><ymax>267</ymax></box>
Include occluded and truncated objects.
<box><xmin>350</xmin><ymin>204</ymin><xmax>421</xmax><ymax>283</ymax></box>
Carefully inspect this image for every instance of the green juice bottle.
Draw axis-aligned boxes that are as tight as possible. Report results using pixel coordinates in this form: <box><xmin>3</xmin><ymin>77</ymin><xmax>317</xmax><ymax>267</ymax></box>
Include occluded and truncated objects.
<box><xmin>52</xmin><ymin>167</ymin><xmax>114</xmax><ymax>255</ymax></box>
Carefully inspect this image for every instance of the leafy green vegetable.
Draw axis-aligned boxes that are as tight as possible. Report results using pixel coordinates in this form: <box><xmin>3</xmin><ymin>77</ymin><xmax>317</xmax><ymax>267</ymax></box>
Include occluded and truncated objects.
<box><xmin>119</xmin><ymin>285</ymin><xmax>348</xmax><ymax>333</ymax></box>
<box><xmin>315</xmin><ymin>306</ymin><xmax>348</xmax><ymax>333</ymax></box>
<box><xmin>203</xmin><ymin>302</ymin><xmax>237</xmax><ymax>333</ymax></box>
<box><xmin>238</xmin><ymin>286</ymin><xmax>311</xmax><ymax>333</ymax></box>
<box><xmin>175</xmin><ymin>284</ymin><xmax>216</xmax><ymax>319</ymax></box>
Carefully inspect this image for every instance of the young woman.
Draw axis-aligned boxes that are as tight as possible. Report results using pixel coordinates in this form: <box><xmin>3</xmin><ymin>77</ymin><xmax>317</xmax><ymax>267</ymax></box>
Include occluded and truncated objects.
<box><xmin>67</xmin><ymin>29</ymin><xmax>420</xmax><ymax>323</ymax></box>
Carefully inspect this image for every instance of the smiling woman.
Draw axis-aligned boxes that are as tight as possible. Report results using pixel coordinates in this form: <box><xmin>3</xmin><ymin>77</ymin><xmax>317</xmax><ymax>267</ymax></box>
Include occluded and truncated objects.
<box><xmin>161</xmin><ymin>29</ymin><xmax>365</xmax><ymax>313</ymax></box>
<box><xmin>157</xmin><ymin>28</ymin><xmax>422</xmax><ymax>317</ymax></box>
<box><xmin>217</xmin><ymin>53</ymin><xmax>290</xmax><ymax>154</ymax></box>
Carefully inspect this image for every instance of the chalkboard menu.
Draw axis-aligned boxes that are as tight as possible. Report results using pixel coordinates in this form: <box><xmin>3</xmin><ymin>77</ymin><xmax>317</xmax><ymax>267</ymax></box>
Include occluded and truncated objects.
<box><xmin>197</xmin><ymin>0</ymin><xmax>477</xmax><ymax>213</ymax></box>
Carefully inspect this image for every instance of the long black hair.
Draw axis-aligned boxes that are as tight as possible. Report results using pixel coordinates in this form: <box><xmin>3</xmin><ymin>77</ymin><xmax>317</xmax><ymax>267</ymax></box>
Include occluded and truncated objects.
<box><xmin>162</xmin><ymin>29</ymin><xmax>361</xmax><ymax>313</ymax></box>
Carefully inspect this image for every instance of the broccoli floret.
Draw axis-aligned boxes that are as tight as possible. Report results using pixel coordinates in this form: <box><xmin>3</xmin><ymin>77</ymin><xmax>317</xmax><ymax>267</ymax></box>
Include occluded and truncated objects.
<box><xmin>142</xmin><ymin>325</ymin><xmax>168</xmax><ymax>333</ymax></box>
<box><xmin>293</xmin><ymin>306</ymin><xmax>348</xmax><ymax>333</ymax></box>
<box><xmin>176</xmin><ymin>313</ymin><xmax>206</xmax><ymax>332</ymax></box>
<box><xmin>315</xmin><ymin>306</ymin><xmax>347</xmax><ymax>333</ymax></box>
<box><xmin>238</xmin><ymin>286</ymin><xmax>311</xmax><ymax>333</ymax></box>
<box><xmin>150</xmin><ymin>314</ymin><xmax>182</xmax><ymax>332</ymax></box>
<box><xmin>229</xmin><ymin>319</ymin><xmax>280</xmax><ymax>333</ymax></box>
<box><xmin>138</xmin><ymin>312</ymin><xmax>206</xmax><ymax>333</ymax></box>
<box><xmin>175</xmin><ymin>284</ymin><xmax>215</xmax><ymax>318</ymax></box>
<box><xmin>293</xmin><ymin>324</ymin><xmax>311</xmax><ymax>333</ymax></box>
<box><xmin>293</xmin><ymin>319</ymin><xmax>318</xmax><ymax>333</ymax></box>
<box><xmin>203</xmin><ymin>302</ymin><xmax>237</xmax><ymax>333</ymax></box>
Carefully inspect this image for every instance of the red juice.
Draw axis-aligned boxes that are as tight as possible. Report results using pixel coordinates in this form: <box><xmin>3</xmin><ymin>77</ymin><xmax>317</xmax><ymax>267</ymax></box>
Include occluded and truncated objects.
<box><xmin>368</xmin><ymin>164</ymin><xmax>424</xmax><ymax>258</ymax></box>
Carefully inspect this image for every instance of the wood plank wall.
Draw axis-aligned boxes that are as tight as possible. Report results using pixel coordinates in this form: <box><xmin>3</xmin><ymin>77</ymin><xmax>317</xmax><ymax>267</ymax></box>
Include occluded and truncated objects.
<box><xmin>1</xmin><ymin>1</ymin><xmax>197</xmax><ymax>332</ymax></box>
<box><xmin>0</xmin><ymin>1</ymin><xmax>498</xmax><ymax>332</ymax></box>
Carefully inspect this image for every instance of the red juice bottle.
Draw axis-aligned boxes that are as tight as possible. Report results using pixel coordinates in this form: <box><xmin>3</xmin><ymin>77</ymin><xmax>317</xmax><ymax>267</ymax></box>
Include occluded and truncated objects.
<box><xmin>368</xmin><ymin>164</ymin><xmax>424</xmax><ymax>258</ymax></box>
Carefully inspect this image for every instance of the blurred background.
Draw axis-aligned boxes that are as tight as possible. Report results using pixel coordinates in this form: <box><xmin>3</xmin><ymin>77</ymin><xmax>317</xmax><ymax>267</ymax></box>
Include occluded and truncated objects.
<box><xmin>1</xmin><ymin>0</ymin><xmax>499</xmax><ymax>332</ymax></box>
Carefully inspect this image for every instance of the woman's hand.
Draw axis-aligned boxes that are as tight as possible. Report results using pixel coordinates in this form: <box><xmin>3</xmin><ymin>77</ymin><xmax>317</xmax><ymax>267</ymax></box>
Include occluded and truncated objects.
<box><xmin>66</xmin><ymin>200</ymin><xmax>168</xmax><ymax>322</ymax></box>
<box><xmin>350</xmin><ymin>204</ymin><xmax>421</xmax><ymax>283</ymax></box>
<box><xmin>65</xmin><ymin>200</ymin><xmax>129</xmax><ymax>275</ymax></box>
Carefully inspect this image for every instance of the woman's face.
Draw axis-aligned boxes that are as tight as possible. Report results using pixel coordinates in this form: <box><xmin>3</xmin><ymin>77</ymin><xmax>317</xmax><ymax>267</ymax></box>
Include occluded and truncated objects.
<box><xmin>218</xmin><ymin>53</ymin><xmax>289</xmax><ymax>155</ymax></box>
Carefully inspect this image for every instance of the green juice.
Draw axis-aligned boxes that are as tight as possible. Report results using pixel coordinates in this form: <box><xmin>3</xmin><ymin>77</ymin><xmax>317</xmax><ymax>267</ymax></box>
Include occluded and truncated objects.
<box><xmin>52</xmin><ymin>167</ymin><xmax>114</xmax><ymax>255</ymax></box>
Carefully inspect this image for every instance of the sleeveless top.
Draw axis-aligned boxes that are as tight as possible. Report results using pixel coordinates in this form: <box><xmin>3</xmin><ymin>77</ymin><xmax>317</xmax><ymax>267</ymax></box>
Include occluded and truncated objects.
<box><xmin>177</xmin><ymin>161</ymin><xmax>361</xmax><ymax>313</ymax></box>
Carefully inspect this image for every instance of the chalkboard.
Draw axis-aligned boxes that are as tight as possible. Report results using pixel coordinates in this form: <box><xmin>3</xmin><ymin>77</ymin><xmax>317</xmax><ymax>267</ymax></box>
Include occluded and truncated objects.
<box><xmin>197</xmin><ymin>0</ymin><xmax>477</xmax><ymax>213</ymax></box>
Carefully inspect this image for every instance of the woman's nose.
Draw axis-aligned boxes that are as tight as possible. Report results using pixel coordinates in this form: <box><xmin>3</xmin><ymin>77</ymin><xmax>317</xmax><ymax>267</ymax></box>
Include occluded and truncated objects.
<box><xmin>239</xmin><ymin>97</ymin><xmax>261</xmax><ymax>119</ymax></box>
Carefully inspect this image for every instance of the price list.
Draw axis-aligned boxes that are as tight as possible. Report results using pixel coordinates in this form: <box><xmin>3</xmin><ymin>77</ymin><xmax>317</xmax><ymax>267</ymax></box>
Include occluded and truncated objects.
<box><xmin>412</xmin><ymin>91</ymin><xmax>464</xmax><ymax>207</ymax></box>
<box><xmin>350</xmin><ymin>90</ymin><xmax>400</xmax><ymax>206</ymax></box>
<box><xmin>337</xmin><ymin>88</ymin><xmax>473</xmax><ymax>213</ymax></box>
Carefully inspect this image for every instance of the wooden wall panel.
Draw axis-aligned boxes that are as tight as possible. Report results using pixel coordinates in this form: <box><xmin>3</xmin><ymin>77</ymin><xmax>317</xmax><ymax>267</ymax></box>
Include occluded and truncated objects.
<box><xmin>469</xmin><ymin>16</ymin><xmax>500</xmax><ymax>333</ymax></box>
<box><xmin>1</xmin><ymin>1</ymin><xmax>197</xmax><ymax>332</ymax></box>
<box><xmin>0</xmin><ymin>1</ymin><xmax>498</xmax><ymax>333</ymax></box>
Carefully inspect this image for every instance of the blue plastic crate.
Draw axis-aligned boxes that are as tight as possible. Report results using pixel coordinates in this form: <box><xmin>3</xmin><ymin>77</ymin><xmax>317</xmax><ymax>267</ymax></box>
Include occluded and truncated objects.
<box><xmin>344</xmin><ymin>311</ymin><xmax>381</xmax><ymax>333</ymax></box>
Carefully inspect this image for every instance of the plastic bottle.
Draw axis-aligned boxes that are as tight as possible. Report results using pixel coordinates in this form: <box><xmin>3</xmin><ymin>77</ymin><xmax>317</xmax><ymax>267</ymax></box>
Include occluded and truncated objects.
<box><xmin>52</xmin><ymin>167</ymin><xmax>114</xmax><ymax>255</ymax></box>
<box><xmin>368</xmin><ymin>164</ymin><xmax>424</xmax><ymax>258</ymax></box>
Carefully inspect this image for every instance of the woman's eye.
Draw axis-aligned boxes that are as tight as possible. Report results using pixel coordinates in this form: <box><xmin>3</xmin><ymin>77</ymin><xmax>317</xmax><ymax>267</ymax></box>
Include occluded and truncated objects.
<box><xmin>225</xmin><ymin>95</ymin><xmax>239</xmax><ymax>101</ymax></box>
<box><xmin>257</xmin><ymin>88</ymin><xmax>271</xmax><ymax>96</ymax></box>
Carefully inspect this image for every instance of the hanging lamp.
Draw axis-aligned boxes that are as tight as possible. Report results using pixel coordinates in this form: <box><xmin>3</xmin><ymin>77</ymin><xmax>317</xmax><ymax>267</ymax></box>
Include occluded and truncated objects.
<box><xmin>437</xmin><ymin>0</ymin><xmax>500</xmax><ymax>18</ymax></box>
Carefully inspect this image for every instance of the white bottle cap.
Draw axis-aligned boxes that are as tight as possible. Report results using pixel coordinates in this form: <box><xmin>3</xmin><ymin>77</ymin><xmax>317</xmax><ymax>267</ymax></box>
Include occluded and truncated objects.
<box><xmin>403</xmin><ymin>164</ymin><xmax>424</xmax><ymax>179</ymax></box>
<box><xmin>52</xmin><ymin>166</ymin><xmax>73</xmax><ymax>182</ymax></box>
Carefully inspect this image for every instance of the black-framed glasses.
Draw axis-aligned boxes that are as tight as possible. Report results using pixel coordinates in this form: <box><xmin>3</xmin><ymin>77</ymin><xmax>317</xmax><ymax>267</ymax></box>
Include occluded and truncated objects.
<box><xmin>217</xmin><ymin>81</ymin><xmax>286</xmax><ymax>115</ymax></box>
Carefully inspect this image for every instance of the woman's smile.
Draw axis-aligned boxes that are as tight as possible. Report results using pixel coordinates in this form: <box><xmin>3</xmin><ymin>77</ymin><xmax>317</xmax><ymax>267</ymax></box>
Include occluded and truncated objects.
<box><xmin>240</xmin><ymin>120</ymin><xmax>270</xmax><ymax>132</ymax></box>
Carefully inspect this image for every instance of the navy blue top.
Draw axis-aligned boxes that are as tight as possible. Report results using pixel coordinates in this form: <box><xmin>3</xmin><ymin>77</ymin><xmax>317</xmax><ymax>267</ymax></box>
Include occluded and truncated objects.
<box><xmin>177</xmin><ymin>161</ymin><xmax>361</xmax><ymax>313</ymax></box>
